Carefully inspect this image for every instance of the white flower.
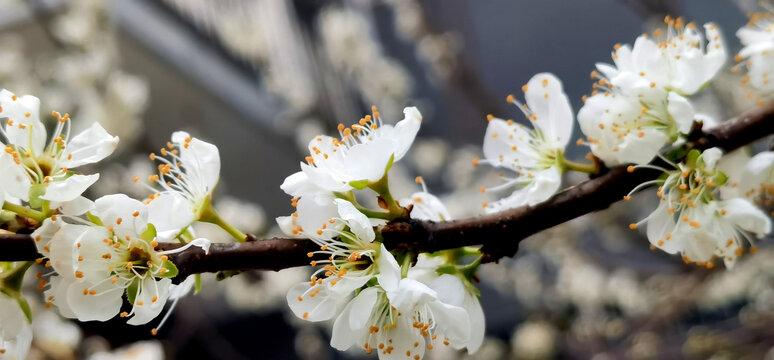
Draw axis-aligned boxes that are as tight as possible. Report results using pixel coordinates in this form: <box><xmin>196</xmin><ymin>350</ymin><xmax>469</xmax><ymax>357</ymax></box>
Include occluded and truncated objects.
<box><xmin>33</xmin><ymin>194</ymin><xmax>210</xmax><ymax>324</ymax></box>
<box><xmin>284</xmin><ymin>200</ymin><xmax>384</xmax><ymax>322</ymax></box>
<box><xmin>598</xmin><ymin>17</ymin><xmax>726</xmax><ymax>96</ymax></box>
<box><xmin>398</xmin><ymin>178</ymin><xmax>451</xmax><ymax>221</ymax></box>
<box><xmin>408</xmin><ymin>256</ymin><xmax>485</xmax><ymax>355</ymax></box>
<box><xmin>639</xmin><ymin>148</ymin><xmax>772</xmax><ymax>268</ymax></box>
<box><xmin>735</xmin><ymin>13</ymin><xmax>774</xmax><ymax>98</ymax></box>
<box><xmin>145</xmin><ymin>131</ymin><xmax>221</xmax><ymax>232</ymax></box>
<box><xmin>287</xmin><ymin>106</ymin><xmax>421</xmax><ymax>194</ymax></box>
<box><xmin>88</xmin><ymin>340</ymin><xmax>165</xmax><ymax>360</ymax></box>
<box><xmin>0</xmin><ymin>293</ymin><xmax>32</xmax><ymax>360</ymax></box>
<box><xmin>478</xmin><ymin>73</ymin><xmax>572</xmax><ymax>210</ymax></box>
<box><xmin>0</xmin><ymin>89</ymin><xmax>118</xmax><ymax>212</ymax></box>
<box><xmin>578</xmin><ymin>72</ymin><xmax>695</xmax><ymax>166</ymax></box>
<box><xmin>329</xmin><ymin>249</ymin><xmax>470</xmax><ymax>359</ymax></box>
<box><xmin>738</xmin><ymin>151</ymin><xmax>774</xmax><ymax>204</ymax></box>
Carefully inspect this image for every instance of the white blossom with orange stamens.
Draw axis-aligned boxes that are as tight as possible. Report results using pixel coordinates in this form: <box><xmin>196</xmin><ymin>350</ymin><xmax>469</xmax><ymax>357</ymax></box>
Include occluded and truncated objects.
<box><xmin>597</xmin><ymin>17</ymin><xmax>726</xmax><ymax>96</ymax></box>
<box><xmin>33</xmin><ymin>194</ymin><xmax>210</xmax><ymax>324</ymax></box>
<box><xmin>633</xmin><ymin>148</ymin><xmax>771</xmax><ymax>268</ymax></box>
<box><xmin>284</xmin><ymin>199</ymin><xmax>385</xmax><ymax>322</ymax></box>
<box><xmin>399</xmin><ymin>178</ymin><xmax>451</xmax><ymax>221</ymax></box>
<box><xmin>478</xmin><ymin>73</ymin><xmax>573</xmax><ymax>211</ymax></box>
<box><xmin>0</xmin><ymin>89</ymin><xmax>118</xmax><ymax>213</ymax></box>
<box><xmin>145</xmin><ymin>131</ymin><xmax>220</xmax><ymax>232</ymax></box>
<box><xmin>286</xmin><ymin>106</ymin><xmax>421</xmax><ymax>194</ymax></box>
<box><xmin>329</xmin><ymin>248</ymin><xmax>470</xmax><ymax>360</ymax></box>
<box><xmin>0</xmin><ymin>292</ymin><xmax>32</xmax><ymax>360</ymax></box>
<box><xmin>578</xmin><ymin>71</ymin><xmax>695</xmax><ymax>166</ymax></box>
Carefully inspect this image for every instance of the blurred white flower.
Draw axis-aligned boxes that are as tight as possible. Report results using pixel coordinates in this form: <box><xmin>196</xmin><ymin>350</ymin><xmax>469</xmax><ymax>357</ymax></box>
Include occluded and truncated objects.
<box><xmin>0</xmin><ymin>292</ymin><xmax>32</xmax><ymax>360</ymax></box>
<box><xmin>88</xmin><ymin>340</ymin><xmax>164</xmax><ymax>360</ymax></box>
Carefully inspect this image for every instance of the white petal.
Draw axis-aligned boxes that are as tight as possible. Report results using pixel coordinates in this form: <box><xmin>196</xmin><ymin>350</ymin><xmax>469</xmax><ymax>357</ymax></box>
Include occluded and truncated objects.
<box><xmin>463</xmin><ymin>292</ymin><xmax>485</xmax><ymax>354</ymax></box>
<box><xmin>525</xmin><ymin>166</ymin><xmax>562</xmax><ymax>206</ymax></box>
<box><xmin>376</xmin><ymin>244</ymin><xmax>401</xmax><ymax>292</ymax></box>
<box><xmin>40</xmin><ymin>174</ymin><xmax>100</xmax><ymax>202</ymax></box>
<box><xmin>60</xmin><ymin>122</ymin><xmax>119</xmax><ymax>168</ymax></box>
<box><xmin>427</xmin><ymin>274</ymin><xmax>465</xmax><ymax>307</ymax></box>
<box><xmin>57</xmin><ymin>196</ymin><xmax>95</xmax><ymax>216</ymax></box>
<box><xmin>389</xmin><ymin>106</ymin><xmax>422</xmax><ymax>161</ymax></box>
<box><xmin>343</xmin><ymin>137</ymin><xmax>398</xmax><ymax>182</ymax></box>
<box><xmin>700</xmin><ymin>147</ymin><xmax>723</xmax><ymax>171</ymax></box>
<box><xmin>0</xmin><ymin>293</ymin><xmax>25</xmax><ymax>339</ymax></box>
<box><xmin>387</xmin><ymin>278</ymin><xmax>437</xmax><ymax>313</ymax></box>
<box><xmin>680</xmin><ymin>229</ymin><xmax>717</xmax><ymax>263</ymax></box>
<box><xmin>295</xmin><ymin>193</ymin><xmax>341</xmax><ymax>240</ymax></box>
<box><xmin>0</xmin><ymin>152</ymin><xmax>30</xmax><ymax>201</ymax></box>
<box><xmin>427</xmin><ymin>300</ymin><xmax>470</xmax><ymax>347</ymax></box>
<box><xmin>280</xmin><ymin>171</ymin><xmax>319</xmax><ymax>197</ymax></box>
<box><xmin>330</xmin><ymin>289</ymin><xmax>375</xmax><ymax>351</ymax></box>
<box><xmin>646</xmin><ymin>201</ymin><xmax>681</xmax><ymax>254</ymax></box>
<box><xmin>347</xmin><ymin>286</ymin><xmax>379</xmax><ymax>330</ymax></box>
<box><xmin>147</xmin><ymin>192</ymin><xmax>195</xmax><ymax>232</ymax></box>
<box><xmin>127</xmin><ymin>278</ymin><xmax>171</xmax><ymax>325</ymax></box>
<box><xmin>173</xmin><ymin>131</ymin><xmax>221</xmax><ymax>193</ymax></box>
<box><xmin>65</xmin><ymin>279</ymin><xmax>123</xmax><ymax>322</ymax></box>
<box><xmin>720</xmin><ymin>198</ymin><xmax>772</xmax><ymax>237</ymax></box>
<box><xmin>335</xmin><ymin>199</ymin><xmax>374</xmax><ymax>242</ymax></box>
<box><xmin>524</xmin><ymin>73</ymin><xmax>574</xmax><ymax>148</ymax></box>
<box><xmin>45</xmin><ymin>276</ymin><xmax>76</xmax><ymax>319</ymax></box>
<box><xmin>1</xmin><ymin>90</ymin><xmax>46</xmax><ymax>155</ymax></box>
<box><xmin>93</xmin><ymin>194</ymin><xmax>149</xmax><ymax>237</ymax></box>
<box><xmin>666</xmin><ymin>92</ymin><xmax>696</xmax><ymax>134</ymax></box>
<box><xmin>169</xmin><ymin>277</ymin><xmax>195</xmax><ymax>300</ymax></box>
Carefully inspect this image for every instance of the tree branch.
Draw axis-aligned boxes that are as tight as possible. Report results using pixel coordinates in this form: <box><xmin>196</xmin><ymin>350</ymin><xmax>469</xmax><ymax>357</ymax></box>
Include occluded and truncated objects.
<box><xmin>1</xmin><ymin>103</ymin><xmax>774</xmax><ymax>278</ymax></box>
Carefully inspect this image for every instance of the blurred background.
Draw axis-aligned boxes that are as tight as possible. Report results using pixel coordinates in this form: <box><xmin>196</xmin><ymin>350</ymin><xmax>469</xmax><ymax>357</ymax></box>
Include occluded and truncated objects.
<box><xmin>3</xmin><ymin>0</ymin><xmax>774</xmax><ymax>358</ymax></box>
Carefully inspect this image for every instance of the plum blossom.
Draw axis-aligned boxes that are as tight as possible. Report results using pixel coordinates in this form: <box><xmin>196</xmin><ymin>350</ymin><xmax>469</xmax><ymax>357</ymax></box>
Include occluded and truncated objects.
<box><xmin>735</xmin><ymin>12</ymin><xmax>774</xmax><ymax>99</ymax></box>
<box><xmin>0</xmin><ymin>89</ymin><xmax>118</xmax><ymax>213</ymax></box>
<box><xmin>636</xmin><ymin>148</ymin><xmax>771</xmax><ymax>268</ymax></box>
<box><xmin>578</xmin><ymin>72</ymin><xmax>695</xmax><ymax>165</ymax></box>
<box><xmin>329</xmin><ymin>248</ymin><xmax>470</xmax><ymax>359</ymax></box>
<box><xmin>408</xmin><ymin>256</ymin><xmax>485</xmax><ymax>354</ymax></box>
<box><xmin>477</xmin><ymin>73</ymin><xmax>573</xmax><ymax>210</ymax></box>
<box><xmin>145</xmin><ymin>131</ymin><xmax>221</xmax><ymax>232</ymax></box>
<box><xmin>0</xmin><ymin>293</ymin><xmax>32</xmax><ymax>360</ymax></box>
<box><xmin>33</xmin><ymin>194</ymin><xmax>210</xmax><ymax>324</ymax></box>
<box><xmin>283</xmin><ymin>199</ymin><xmax>384</xmax><ymax>322</ymax></box>
<box><xmin>287</xmin><ymin>106</ymin><xmax>421</xmax><ymax>194</ymax></box>
<box><xmin>596</xmin><ymin>16</ymin><xmax>726</xmax><ymax>96</ymax></box>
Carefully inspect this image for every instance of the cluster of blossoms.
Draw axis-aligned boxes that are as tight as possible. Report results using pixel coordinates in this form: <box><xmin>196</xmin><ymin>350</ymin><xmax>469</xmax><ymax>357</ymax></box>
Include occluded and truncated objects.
<box><xmin>0</xmin><ymin>89</ymin><xmax>246</xmax><ymax>358</ymax></box>
<box><xmin>476</xmin><ymin>16</ymin><xmax>773</xmax><ymax>269</ymax></box>
<box><xmin>0</xmin><ymin>9</ymin><xmax>773</xmax><ymax>360</ymax></box>
<box><xmin>278</xmin><ymin>107</ymin><xmax>485</xmax><ymax>359</ymax></box>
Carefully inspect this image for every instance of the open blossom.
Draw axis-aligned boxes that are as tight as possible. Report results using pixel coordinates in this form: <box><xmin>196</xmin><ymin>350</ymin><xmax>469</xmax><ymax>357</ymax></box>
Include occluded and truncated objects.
<box><xmin>0</xmin><ymin>89</ymin><xmax>118</xmax><ymax>212</ymax></box>
<box><xmin>735</xmin><ymin>12</ymin><xmax>774</xmax><ymax>98</ymax></box>
<box><xmin>33</xmin><ymin>194</ymin><xmax>209</xmax><ymax>324</ymax></box>
<box><xmin>286</xmin><ymin>106</ymin><xmax>421</xmax><ymax>194</ymax></box>
<box><xmin>597</xmin><ymin>16</ymin><xmax>726</xmax><ymax>96</ymax></box>
<box><xmin>478</xmin><ymin>73</ymin><xmax>573</xmax><ymax>211</ymax></box>
<box><xmin>637</xmin><ymin>148</ymin><xmax>771</xmax><ymax>268</ymax></box>
<box><xmin>578</xmin><ymin>71</ymin><xmax>695</xmax><ymax>165</ymax></box>
<box><xmin>408</xmin><ymin>256</ymin><xmax>485</xmax><ymax>354</ymax></box>
<box><xmin>283</xmin><ymin>199</ymin><xmax>383</xmax><ymax>321</ymax></box>
<box><xmin>329</xmin><ymin>248</ymin><xmax>470</xmax><ymax>359</ymax></box>
<box><xmin>145</xmin><ymin>131</ymin><xmax>221</xmax><ymax>232</ymax></box>
<box><xmin>0</xmin><ymin>293</ymin><xmax>32</xmax><ymax>360</ymax></box>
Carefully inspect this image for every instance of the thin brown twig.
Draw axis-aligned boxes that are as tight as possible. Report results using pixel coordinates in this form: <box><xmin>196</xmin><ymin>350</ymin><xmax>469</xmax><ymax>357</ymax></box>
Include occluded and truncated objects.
<box><xmin>1</xmin><ymin>103</ymin><xmax>773</xmax><ymax>279</ymax></box>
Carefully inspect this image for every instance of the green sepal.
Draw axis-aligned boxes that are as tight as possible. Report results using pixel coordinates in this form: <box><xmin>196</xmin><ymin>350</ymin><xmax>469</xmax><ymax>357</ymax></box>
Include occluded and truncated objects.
<box><xmin>664</xmin><ymin>146</ymin><xmax>688</xmax><ymax>163</ymax></box>
<box><xmin>16</xmin><ymin>296</ymin><xmax>32</xmax><ymax>323</ymax></box>
<box><xmin>126</xmin><ymin>278</ymin><xmax>140</xmax><ymax>305</ymax></box>
<box><xmin>28</xmin><ymin>184</ymin><xmax>47</xmax><ymax>209</ymax></box>
<box><xmin>713</xmin><ymin>171</ymin><xmax>729</xmax><ymax>187</ymax></box>
<box><xmin>86</xmin><ymin>212</ymin><xmax>104</xmax><ymax>226</ymax></box>
<box><xmin>140</xmin><ymin>223</ymin><xmax>157</xmax><ymax>243</ymax></box>
<box><xmin>435</xmin><ymin>264</ymin><xmax>457</xmax><ymax>275</ymax></box>
<box><xmin>194</xmin><ymin>274</ymin><xmax>202</xmax><ymax>294</ymax></box>
<box><xmin>157</xmin><ymin>261</ymin><xmax>179</xmax><ymax>278</ymax></box>
<box><xmin>686</xmin><ymin>149</ymin><xmax>701</xmax><ymax>168</ymax></box>
<box><xmin>349</xmin><ymin>179</ymin><xmax>370</xmax><ymax>190</ymax></box>
<box><xmin>383</xmin><ymin>153</ymin><xmax>395</xmax><ymax>175</ymax></box>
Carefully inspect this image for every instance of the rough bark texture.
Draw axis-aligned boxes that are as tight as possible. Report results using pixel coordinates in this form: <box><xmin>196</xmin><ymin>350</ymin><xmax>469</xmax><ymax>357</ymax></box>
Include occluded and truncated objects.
<box><xmin>1</xmin><ymin>103</ymin><xmax>773</xmax><ymax>279</ymax></box>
